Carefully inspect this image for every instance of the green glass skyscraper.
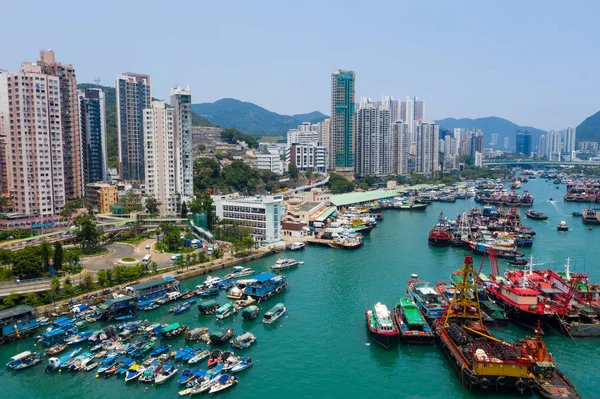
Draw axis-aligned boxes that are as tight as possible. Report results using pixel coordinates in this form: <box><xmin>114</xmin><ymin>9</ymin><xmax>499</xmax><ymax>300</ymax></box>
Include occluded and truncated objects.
<box><xmin>330</xmin><ymin>69</ymin><xmax>355</xmax><ymax>173</ymax></box>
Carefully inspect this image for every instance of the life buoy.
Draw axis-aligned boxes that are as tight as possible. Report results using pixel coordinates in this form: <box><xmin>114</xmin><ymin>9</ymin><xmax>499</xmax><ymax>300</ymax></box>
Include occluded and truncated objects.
<box><xmin>515</xmin><ymin>379</ymin><xmax>527</xmax><ymax>392</ymax></box>
<box><xmin>479</xmin><ymin>378</ymin><xmax>490</xmax><ymax>389</ymax></box>
<box><xmin>496</xmin><ymin>376</ymin><xmax>506</xmax><ymax>386</ymax></box>
<box><xmin>470</xmin><ymin>374</ymin><xmax>479</xmax><ymax>385</ymax></box>
<box><xmin>527</xmin><ymin>379</ymin><xmax>535</xmax><ymax>389</ymax></box>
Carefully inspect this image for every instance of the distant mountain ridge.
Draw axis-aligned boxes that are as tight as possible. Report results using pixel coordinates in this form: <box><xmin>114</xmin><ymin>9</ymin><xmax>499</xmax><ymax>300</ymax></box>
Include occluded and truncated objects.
<box><xmin>576</xmin><ymin>111</ymin><xmax>600</xmax><ymax>144</ymax></box>
<box><xmin>191</xmin><ymin>98</ymin><xmax>328</xmax><ymax>135</ymax></box>
<box><xmin>434</xmin><ymin>116</ymin><xmax>546</xmax><ymax>149</ymax></box>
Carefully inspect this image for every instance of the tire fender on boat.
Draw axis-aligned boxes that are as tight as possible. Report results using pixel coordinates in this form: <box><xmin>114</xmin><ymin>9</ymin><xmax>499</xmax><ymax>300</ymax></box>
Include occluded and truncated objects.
<box><xmin>479</xmin><ymin>378</ymin><xmax>490</xmax><ymax>389</ymax></box>
<box><xmin>470</xmin><ymin>374</ymin><xmax>479</xmax><ymax>385</ymax></box>
<box><xmin>515</xmin><ymin>379</ymin><xmax>527</xmax><ymax>393</ymax></box>
<box><xmin>496</xmin><ymin>376</ymin><xmax>506</xmax><ymax>387</ymax></box>
<box><xmin>527</xmin><ymin>379</ymin><xmax>535</xmax><ymax>389</ymax></box>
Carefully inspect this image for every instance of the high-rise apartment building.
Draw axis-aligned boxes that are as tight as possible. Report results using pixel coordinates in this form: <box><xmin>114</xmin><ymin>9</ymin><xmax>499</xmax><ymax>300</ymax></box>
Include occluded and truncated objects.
<box><xmin>355</xmin><ymin>105</ymin><xmax>392</xmax><ymax>176</ymax></box>
<box><xmin>0</xmin><ymin>71</ymin><xmax>10</xmax><ymax>197</ymax></box>
<box><xmin>400</xmin><ymin>96</ymin><xmax>424</xmax><ymax>148</ymax></box>
<box><xmin>170</xmin><ymin>86</ymin><xmax>193</xmax><ymax>198</ymax></box>
<box><xmin>564</xmin><ymin>127</ymin><xmax>576</xmax><ymax>154</ymax></box>
<box><xmin>317</xmin><ymin>118</ymin><xmax>330</xmax><ymax>159</ymax></box>
<box><xmin>144</xmin><ymin>101</ymin><xmax>177</xmax><ymax>215</ymax></box>
<box><xmin>117</xmin><ymin>73</ymin><xmax>151</xmax><ymax>181</ymax></box>
<box><xmin>381</xmin><ymin>96</ymin><xmax>401</xmax><ymax>122</ymax></box>
<box><xmin>78</xmin><ymin>88</ymin><xmax>107</xmax><ymax>184</ymax></box>
<box><xmin>38</xmin><ymin>50</ymin><xmax>83</xmax><ymax>200</ymax></box>
<box><xmin>392</xmin><ymin>121</ymin><xmax>409</xmax><ymax>175</ymax></box>
<box><xmin>515</xmin><ymin>130</ymin><xmax>531</xmax><ymax>156</ymax></box>
<box><xmin>7</xmin><ymin>63</ymin><xmax>66</xmax><ymax>216</ymax></box>
<box><xmin>504</xmin><ymin>137</ymin><xmax>510</xmax><ymax>150</ymax></box>
<box><xmin>415</xmin><ymin>122</ymin><xmax>439</xmax><ymax>173</ymax></box>
<box><xmin>547</xmin><ymin>130</ymin><xmax>561</xmax><ymax>160</ymax></box>
<box><xmin>538</xmin><ymin>134</ymin><xmax>547</xmax><ymax>158</ymax></box>
<box><xmin>490</xmin><ymin>133</ymin><xmax>498</xmax><ymax>147</ymax></box>
<box><xmin>287</xmin><ymin>122</ymin><xmax>320</xmax><ymax>147</ymax></box>
<box><xmin>330</xmin><ymin>69</ymin><xmax>355</xmax><ymax>173</ymax></box>
<box><xmin>470</xmin><ymin>131</ymin><xmax>483</xmax><ymax>159</ymax></box>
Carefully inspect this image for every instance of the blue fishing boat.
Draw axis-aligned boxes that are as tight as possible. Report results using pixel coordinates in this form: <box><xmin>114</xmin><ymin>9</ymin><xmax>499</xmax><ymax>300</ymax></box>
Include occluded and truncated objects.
<box><xmin>218</xmin><ymin>279</ymin><xmax>235</xmax><ymax>290</ymax></box>
<box><xmin>179</xmin><ymin>368</ymin><xmax>202</xmax><ymax>385</ymax></box>
<box><xmin>170</xmin><ymin>299</ymin><xmax>196</xmax><ymax>314</ymax></box>
<box><xmin>125</xmin><ymin>342</ymin><xmax>142</xmax><ymax>356</ymax></box>
<box><xmin>174</xmin><ymin>347</ymin><xmax>194</xmax><ymax>360</ymax></box>
<box><xmin>65</xmin><ymin>330</ymin><xmax>93</xmax><ymax>345</ymax></box>
<box><xmin>7</xmin><ymin>351</ymin><xmax>41</xmax><ymax>370</ymax></box>
<box><xmin>45</xmin><ymin>348</ymin><xmax>81</xmax><ymax>371</ymax></box>
<box><xmin>407</xmin><ymin>280</ymin><xmax>446</xmax><ymax>320</ymax></box>
<box><xmin>150</xmin><ymin>345</ymin><xmax>171</xmax><ymax>357</ymax></box>
<box><xmin>198</xmin><ymin>287</ymin><xmax>219</xmax><ymax>297</ymax></box>
<box><xmin>230</xmin><ymin>357</ymin><xmax>253</xmax><ymax>373</ymax></box>
<box><xmin>96</xmin><ymin>355</ymin><xmax>118</xmax><ymax>373</ymax></box>
<box><xmin>12</xmin><ymin>353</ymin><xmax>43</xmax><ymax>370</ymax></box>
<box><xmin>182</xmin><ymin>348</ymin><xmax>201</xmax><ymax>362</ymax></box>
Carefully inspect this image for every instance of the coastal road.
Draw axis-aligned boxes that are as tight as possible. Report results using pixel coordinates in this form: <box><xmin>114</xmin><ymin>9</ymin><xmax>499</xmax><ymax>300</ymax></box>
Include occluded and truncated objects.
<box><xmin>82</xmin><ymin>240</ymin><xmax>174</xmax><ymax>272</ymax></box>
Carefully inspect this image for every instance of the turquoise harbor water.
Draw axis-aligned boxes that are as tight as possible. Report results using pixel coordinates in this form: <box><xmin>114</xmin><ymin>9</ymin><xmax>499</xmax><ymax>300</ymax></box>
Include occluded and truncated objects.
<box><xmin>0</xmin><ymin>178</ymin><xmax>598</xmax><ymax>398</ymax></box>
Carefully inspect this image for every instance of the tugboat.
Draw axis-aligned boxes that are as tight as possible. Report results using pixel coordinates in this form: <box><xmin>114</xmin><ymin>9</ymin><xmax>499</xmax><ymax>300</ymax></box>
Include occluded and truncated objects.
<box><xmin>525</xmin><ymin>209</ymin><xmax>549</xmax><ymax>220</ymax></box>
<box><xmin>393</xmin><ymin>298</ymin><xmax>434</xmax><ymax>344</ymax></box>
<box><xmin>407</xmin><ymin>280</ymin><xmax>446</xmax><ymax>319</ymax></box>
<box><xmin>365</xmin><ymin>302</ymin><xmax>398</xmax><ymax>348</ymax></box>
<box><xmin>428</xmin><ymin>212</ymin><xmax>451</xmax><ymax>247</ymax></box>
<box><xmin>557</xmin><ymin>221</ymin><xmax>569</xmax><ymax>231</ymax></box>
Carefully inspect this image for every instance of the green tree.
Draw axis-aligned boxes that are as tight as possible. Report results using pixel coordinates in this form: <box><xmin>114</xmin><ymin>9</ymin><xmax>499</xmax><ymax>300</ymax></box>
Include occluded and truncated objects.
<box><xmin>305</xmin><ymin>167</ymin><xmax>313</xmax><ymax>180</ymax></box>
<box><xmin>180</xmin><ymin>201</ymin><xmax>188</xmax><ymax>218</ymax></box>
<box><xmin>63</xmin><ymin>277</ymin><xmax>74</xmax><ymax>294</ymax></box>
<box><xmin>3</xmin><ymin>292</ymin><xmax>19</xmax><ymax>308</ymax></box>
<box><xmin>83</xmin><ymin>274</ymin><xmax>95</xmax><ymax>290</ymax></box>
<box><xmin>74</xmin><ymin>213</ymin><xmax>101</xmax><ymax>254</ymax></box>
<box><xmin>119</xmin><ymin>191</ymin><xmax>143</xmax><ymax>213</ymax></box>
<box><xmin>149</xmin><ymin>261</ymin><xmax>158</xmax><ymax>274</ymax></box>
<box><xmin>40</xmin><ymin>240</ymin><xmax>52</xmax><ymax>273</ymax></box>
<box><xmin>160</xmin><ymin>222</ymin><xmax>181</xmax><ymax>252</ymax></box>
<box><xmin>50</xmin><ymin>277</ymin><xmax>61</xmax><ymax>294</ymax></box>
<box><xmin>212</xmin><ymin>247</ymin><xmax>223</xmax><ymax>259</ymax></box>
<box><xmin>96</xmin><ymin>270</ymin><xmax>109</xmax><ymax>287</ymax></box>
<box><xmin>201</xmin><ymin>194</ymin><xmax>215</xmax><ymax>230</ymax></box>
<box><xmin>358</xmin><ymin>182</ymin><xmax>369</xmax><ymax>191</ymax></box>
<box><xmin>241</xmin><ymin>236</ymin><xmax>255</xmax><ymax>252</ymax></box>
<box><xmin>145</xmin><ymin>196</ymin><xmax>161</xmax><ymax>216</ymax></box>
<box><xmin>288</xmin><ymin>162</ymin><xmax>299</xmax><ymax>179</ymax></box>
<box><xmin>52</xmin><ymin>242</ymin><xmax>63</xmax><ymax>271</ymax></box>
<box><xmin>22</xmin><ymin>292</ymin><xmax>39</xmax><ymax>307</ymax></box>
<box><xmin>327</xmin><ymin>173</ymin><xmax>355</xmax><ymax>194</ymax></box>
<box><xmin>12</xmin><ymin>247</ymin><xmax>43</xmax><ymax>278</ymax></box>
<box><xmin>188</xmin><ymin>196</ymin><xmax>203</xmax><ymax>214</ymax></box>
<box><xmin>0</xmin><ymin>248</ymin><xmax>13</xmax><ymax>267</ymax></box>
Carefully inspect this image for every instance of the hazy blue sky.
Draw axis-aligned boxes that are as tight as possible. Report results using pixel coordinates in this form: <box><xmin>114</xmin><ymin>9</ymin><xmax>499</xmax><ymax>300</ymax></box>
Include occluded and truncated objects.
<box><xmin>1</xmin><ymin>1</ymin><xmax>598</xmax><ymax>130</ymax></box>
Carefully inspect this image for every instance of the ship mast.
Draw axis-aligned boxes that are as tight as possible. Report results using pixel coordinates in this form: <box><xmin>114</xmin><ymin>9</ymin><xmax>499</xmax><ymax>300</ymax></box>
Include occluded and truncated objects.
<box><xmin>443</xmin><ymin>254</ymin><xmax>484</xmax><ymax>328</ymax></box>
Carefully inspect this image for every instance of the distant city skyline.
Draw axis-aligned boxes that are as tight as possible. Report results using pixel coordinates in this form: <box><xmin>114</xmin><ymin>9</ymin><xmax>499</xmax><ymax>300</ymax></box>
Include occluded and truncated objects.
<box><xmin>2</xmin><ymin>1</ymin><xmax>599</xmax><ymax>130</ymax></box>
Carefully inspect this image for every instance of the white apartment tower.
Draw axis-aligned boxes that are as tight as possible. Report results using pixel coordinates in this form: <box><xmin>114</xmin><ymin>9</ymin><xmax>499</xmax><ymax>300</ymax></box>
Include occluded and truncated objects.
<box><xmin>392</xmin><ymin>121</ymin><xmax>409</xmax><ymax>175</ymax></box>
<box><xmin>144</xmin><ymin>101</ymin><xmax>177</xmax><ymax>215</ymax></box>
<box><xmin>170</xmin><ymin>86</ymin><xmax>193</xmax><ymax>199</ymax></box>
<box><xmin>564</xmin><ymin>127</ymin><xmax>576</xmax><ymax>154</ymax></box>
<box><xmin>355</xmin><ymin>105</ymin><xmax>392</xmax><ymax>176</ymax></box>
<box><xmin>415</xmin><ymin>122</ymin><xmax>439</xmax><ymax>174</ymax></box>
<box><xmin>7</xmin><ymin>63</ymin><xmax>66</xmax><ymax>216</ymax></box>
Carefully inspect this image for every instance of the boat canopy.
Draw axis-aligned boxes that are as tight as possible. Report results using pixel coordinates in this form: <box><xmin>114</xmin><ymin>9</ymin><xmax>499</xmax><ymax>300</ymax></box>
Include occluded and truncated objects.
<box><xmin>198</xmin><ymin>300</ymin><xmax>218</xmax><ymax>309</ymax></box>
<box><xmin>161</xmin><ymin>323</ymin><xmax>181</xmax><ymax>333</ymax></box>
<box><xmin>237</xmin><ymin>332</ymin><xmax>253</xmax><ymax>341</ymax></box>
<box><xmin>253</xmin><ymin>272</ymin><xmax>277</xmax><ymax>283</ymax></box>
<box><xmin>216</xmin><ymin>303</ymin><xmax>234</xmax><ymax>312</ymax></box>
<box><xmin>9</xmin><ymin>351</ymin><xmax>32</xmax><ymax>361</ymax></box>
<box><xmin>399</xmin><ymin>299</ymin><xmax>426</xmax><ymax>325</ymax></box>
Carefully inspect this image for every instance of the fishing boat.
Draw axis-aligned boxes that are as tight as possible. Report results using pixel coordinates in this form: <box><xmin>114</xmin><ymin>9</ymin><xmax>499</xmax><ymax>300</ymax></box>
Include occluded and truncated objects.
<box><xmin>224</xmin><ymin>266</ymin><xmax>255</xmax><ymax>280</ymax></box>
<box><xmin>263</xmin><ymin>303</ymin><xmax>286</xmax><ymax>324</ymax></box>
<box><xmin>68</xmin><ymin>352</ymin><xmax>94</xmax><ymax>372</ymax></box>
<box><xmin>468</xmin><ymin>241</ymin><xmax>524</xmax><ymax>260</ymax></box>
<box><xmin>241</xmin><ymin>305</ymin><xmax>259</xmax><ymax>320</ymax></box>
<box><xmin>428</xmin><ymin>212</ymin><xmax>451</xmax><ymax>246</ymax></box>
<box><xmin>179</xmin><ymin>368</ymin><xmax>202</xmax><ymax>385</ymax></box>
<box><xmin>155</xmin><ymin>364</ymin><xmax>178</xmax><ymax>384</ymax></box>
<box><xmin>557</xmin><ymin>221</ymin><xmax>569</xmax><ymax>231</ymax></box>
<box><xmin>219</xmin><ymin>351</ymin><xmax>239</xmax><ymax>370</ymax></box>
<box><xmin>235</xmin><ymin>296</ymin><xmax>256</xmax><ymax>309</ymax></box>
<box><xmin>190</xmin><ymin>373</ymin><xmax>222</xmax><ymax>394</ymax></box>
<box><xmin>150</xmin><ymin>345</ymin><xmax>171</xmax><ymax>357</ymax></box>
<box><xmin>218</xmin><ymin>279</ymin><xmax>235</xmax><ymax>290</ymax></box>
<box><xmin>174</xmin><ymin>347</ymin><xmax>194</xmax><ymax>361</ymax></box>
<box><xmin>407</xmin><ymin>280</ymin><xmax>446</xmax><ymax>319</ymax></box>
<box><xmin>161</xmin><ymin>323</ymin><xmax>187</xmax><ymax>339</ymax></box>
<box><xmin>270</xmin><ymin>258</ymin><xmax>299</xmax><ymax>271</ymax></box>
<box><xmin>170</xmin><ymin>299</ymin><xmax>196</xmax><ymax>314</ymax></box>
<box><xmin>83</xmin><ymin>361</ymin><xmax>98</xmax><ymax>371</ymax></box>
<box><xmin>7</xmin><ymin>351</ymin><xmax>38</xmax><ymax>370</ymax></box>
<box><xmin>139</xmin><ymin>362</ymin><xmax>161</xmax><ymax>383</ymax></box>
<box><xmin>207</xmin><ymin>350</ymin><xmax>222</xmax><ymax>367</ymax></box>
<box><xmin>188</xmin><ymin>350</ymin><xmax>210</xmax><ymax>364</ymax></box>
<box><xmin>208</xmin><ymin>374</ymin><xmax>237</xmax><ymax>393</ymax></box>
<box><xmin>525</xmin><ymin>209</ymin><xmax>549</xmax><ymax>220</ymax></box>
<box><xmin>96</xmin><ymin>355</ymin><xmax>118</xmax><ymax>374</ymax></box>
<box><xmin>393</xmin><ymin>298</ymin><xmax>435</xmax><ymax>344</ymax></box>
<box><xmin>365</xmin><ymin>302</ymin><xmax>398</xmax><ymax>348</ymax></box>
<box><xmin>45</xmin><ymin>343</ymin><xmax>68</xmax><ymax>356</ymax></box>
<box><xmin>508</xmin><ymin>258</ymin><xmax>529</xmax><ymax>267</ymax></box>
<box><xmin>572</xmin><ymin>211</ymin><xmax>582</xmax><ymax>217</ymax></box>
<box><xmin>123</xmin><ymin>363</ymin><xmax>143</xmax><ymax>381</ymax></box>
<box><xmin>65</xmin><ymin>330</ymin><xmax>93</xmax><ymax>345</ymax></box>
<box><xmin>226</xmin><ymin>286</ymin><xmax>245</xmax><ymax>300</ymax></box>
<box><xmin>197</xmin><ymin>287</ymin><xmax>220</xmax><ymax>297</ymax></box>
<box><xmin>215</xmin><ymin>303</ymin><xmax>237</xmax><ymax>320</ymax></box>
<box><xmin>198</xmin><ymin>299</ymin><xmax>220</xmax><ymax>315</ymax></box>
<box><xmin>289</xmin><ymin>242</ymin><xmax>306</xmax><ymax>251</ymax></box>
<box><xmin>230</xmin><ymin>357</ymin><xmax>253</xmax><ymax>373</ymax></box>
<box><xmin>209</xmin><ymin>328</ymin><xmax>234</xmax><ymax>345</ymax></box>
<box><xmin>45</xmin><ymin>348</ymin><xmax>81</xmax><ymax>372</ymax></box>
<box><xmin>230</xmin><ymin>332</ymin><xmax>256</xmax><ymax>349</ymax></box>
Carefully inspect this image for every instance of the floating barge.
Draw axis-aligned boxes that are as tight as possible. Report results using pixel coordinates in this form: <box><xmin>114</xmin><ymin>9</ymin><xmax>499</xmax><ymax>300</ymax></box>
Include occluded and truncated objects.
<box><xmin>244</xmin><ymin>272</ymin><xmax>288</xmax><ymax>301</ymax></box>
<box><xmin>0</xmin><ymin>306</ymin><xmax>39</xmax><ymax>345</ymax></box>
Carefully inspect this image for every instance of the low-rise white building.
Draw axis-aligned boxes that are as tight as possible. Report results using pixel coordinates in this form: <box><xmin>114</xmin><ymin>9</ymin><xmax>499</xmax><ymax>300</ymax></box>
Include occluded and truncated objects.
<box><xmin>255</xmin><ymin>154</ymin><xmax>283</xmax><ymax>175</ymax></box>
<box><xmin>212</xmin><ymin>194</ymin><xmax>283</xmax><ymax>243</ymax></box>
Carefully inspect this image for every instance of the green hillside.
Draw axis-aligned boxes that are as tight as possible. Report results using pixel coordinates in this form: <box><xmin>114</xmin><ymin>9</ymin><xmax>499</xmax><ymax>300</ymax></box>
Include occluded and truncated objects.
<box><xmin>576</xmin><ymin>111</ymin><xmax>600</xmax><ymax>144</ymax></box>
<box><xmin>191</xmin><ymin>98</ymin><xmax>328</xmax><ymax>135</ymax></box>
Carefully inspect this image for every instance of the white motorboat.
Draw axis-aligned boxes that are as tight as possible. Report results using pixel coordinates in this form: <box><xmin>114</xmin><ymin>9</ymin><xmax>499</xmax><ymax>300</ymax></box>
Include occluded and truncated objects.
<box><xmin>125</xmin><ymin>364</ymin><xmax>144</xmax><ymax>382</ymax></box>
<box><xmin>208</xmin><ymin>375</ymin><xmax>237</xmax><ymax>393</ymax></box>
<box><xmin>270</xmin><ymin>258</ymin><xmax>299</xmax><ymax>271</ymax></box>
<box><xmin>224</xmin><ymin>266</ymin><xmax>255</xmax><ymax>280</ymax></box>
<box><xmin>188</xmin><ymin>350</ymin><xmax>210</xmax><ymax>364</ymax></box>
<box><xmin>289</xmin><ymin>242</ymin><xmax>305</xmax><ymax>251</ymax></box>
<box><xmin>154</xmin><ymin>364</ymin><xmax>178</xmax><ymax>384</ymax></box>
<box><xmin>263</xmin><ymin>303</ymin><xmax>286</xmax><ymax>324</ymax></box>
<box><xmin>197</xmin><ymin>276</ymin><xmax>222</xmax><ymax>290</ymax></box>
<box><xmin>190</xmin><ymin>375</ymin><xmax>220</xmax><ymax>394</ymax></box>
